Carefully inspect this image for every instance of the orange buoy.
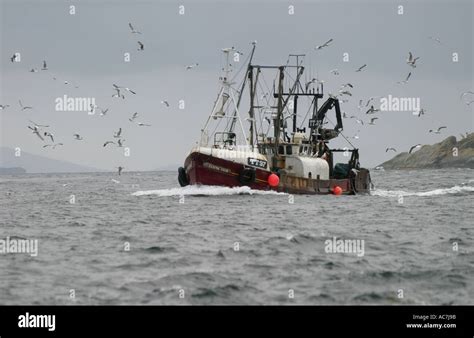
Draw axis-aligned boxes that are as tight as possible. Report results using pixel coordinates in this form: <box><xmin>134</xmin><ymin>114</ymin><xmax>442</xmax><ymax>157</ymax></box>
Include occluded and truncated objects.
<box><xmin>268</xmin><ymin>173</ymin><xmax>279</xmax><ymax>187</ymax></box>
<box><xmin>333</xmin><ymin>186</ymin><xmax>342</xmax><ymax>195</ymax></box>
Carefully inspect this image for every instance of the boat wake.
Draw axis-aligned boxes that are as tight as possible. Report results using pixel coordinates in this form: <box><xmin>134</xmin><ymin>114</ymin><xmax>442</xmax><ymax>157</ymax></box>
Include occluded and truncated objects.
<box><xmin>132</xmin><ymin>185</ymin><xmax>286</xmax><ymax>197</ymax></box>
<box><xmin>372</xmin><ymin>183</ymin><xmax>474</xmax><ymax>198</ymax></box>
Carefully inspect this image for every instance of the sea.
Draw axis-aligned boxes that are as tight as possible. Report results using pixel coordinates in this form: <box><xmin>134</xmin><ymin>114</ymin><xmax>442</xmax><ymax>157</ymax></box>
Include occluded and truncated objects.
<box><xmin>0</xmin><ymin>169</ymin><xmax>473</xmax><ymax>305</ymax></box>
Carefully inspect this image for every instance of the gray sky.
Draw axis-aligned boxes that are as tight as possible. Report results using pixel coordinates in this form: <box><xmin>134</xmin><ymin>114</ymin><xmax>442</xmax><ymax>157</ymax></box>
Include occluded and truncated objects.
<box><xmin>1</xmin><ymin>0</ymin><xmax>473</xmax><ymax>170</ymax></box>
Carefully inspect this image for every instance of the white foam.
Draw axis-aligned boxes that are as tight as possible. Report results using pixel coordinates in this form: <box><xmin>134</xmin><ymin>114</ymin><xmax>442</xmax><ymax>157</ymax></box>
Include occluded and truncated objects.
<box><xmin>132</xmin><ymin>185</ymin><xmax>286</xmax><ymax>197</ymax></box>
<box><xmin>371</xmin><ymin>185</ymin><xmax>474</xmax><ymax>198</ymax></box>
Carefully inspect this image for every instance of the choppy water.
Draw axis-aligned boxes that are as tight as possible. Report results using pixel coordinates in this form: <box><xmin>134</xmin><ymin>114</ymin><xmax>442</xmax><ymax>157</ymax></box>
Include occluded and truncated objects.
<box><xmin>0</xmin><ymin>169</ymin><xmax>473</xmax><ymax>305</ymax></box>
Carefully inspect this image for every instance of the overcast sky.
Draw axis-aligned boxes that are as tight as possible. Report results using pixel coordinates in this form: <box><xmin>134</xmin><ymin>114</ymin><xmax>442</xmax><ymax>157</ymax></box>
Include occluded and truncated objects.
<box><xmin>1</xmin><ymin>0</ymin><xmax>473</xmax><ymax>170</ymax></box>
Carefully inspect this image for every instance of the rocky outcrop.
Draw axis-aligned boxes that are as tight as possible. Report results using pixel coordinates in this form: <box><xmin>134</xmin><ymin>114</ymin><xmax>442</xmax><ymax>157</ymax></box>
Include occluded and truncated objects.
<box><xmin>380</xmin><ymin>133</ymin><xmax>474</xmax><ymax>169</ymax></box>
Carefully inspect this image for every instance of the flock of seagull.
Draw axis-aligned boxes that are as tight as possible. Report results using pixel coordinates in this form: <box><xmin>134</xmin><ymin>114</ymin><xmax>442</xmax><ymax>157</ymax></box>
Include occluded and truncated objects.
<box><xmin>313</xmin><ymin>37</ymin><xmax>472</xmax><ymax>156</ymax></box>
<box><xmin>2</xmin><ymin>22</ymin><xmax>203</xmax><ymax>175</ymax></box>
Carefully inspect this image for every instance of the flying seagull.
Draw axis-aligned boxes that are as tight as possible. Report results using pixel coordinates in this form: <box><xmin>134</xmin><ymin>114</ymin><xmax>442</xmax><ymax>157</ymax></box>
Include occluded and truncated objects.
<box><xmin>0</xmin><ymin>104</ymin><xmax>10</xmax><ymax>110</ymax></box>
<box><xmin>128</xmin><ymin>22</ymin><xmax>141</xmax><ymax>34</ymax></box>
<box><xmin>368</xmin><ymin>117</ymin><xmax>378</xmax><ymax>125</ymax></box>
<box><xmin>112</xmin><ymin>88</ymin><xmax>125</xmax><ymax>99</ymax></box>
<box><xmin>315</xmin><ymin>38</ymin><xmax>333</xmax><ymax>50</ymax></box>
<box><xmin>10</xmin><ymin>54</ymin><xmax>17</xmax><ymax>62</ymax></box>
<box><xmin>330</xmin><ymin>69</ymin><xmax>340</xmax><ymax>75</ymax></box>
<box><xmin>99</xmin><ymin>107</ymin><xmax>109</xmax><ymax>116</ymax></box>
<box><xmin>137</xmin><ymin>122</ymin><xmax>152</xmax><ymax>126</ymax></box>
<box><xmin>103</xmin><ymin>141</ymin><xmax>115</xmax><ymax>147</ymax></box>
<box><xmin>117</xmin><ymin>166</ymin><xmax>124</xmax><ymax>175</ymax></box>
<box><xmin>19</xmin><ymin>100</ymin><xmax>33</xmax><ymax>111</ymax></box>
<box><xmin>41</xmin><ymin>60</ymin><xmax>48</xmax><ymax>70</ymax></box>
<box><xmin>43</xmin><ymin>132</ymin><xmax>54</xmax><ymax>143</ymax></box>
<box><xmin>428</xmin><ymin>36</ymin><xmax>442</xmax><ymax>44</ymax></box>
<box><xmin>340</xmin><ymin>83</ymin><xmax>353</xmax><ymax>89</ymax></box>
<box><xmin>186</xmin><ymin>63</ymin><xmax>199</xmax><ymax>70</ymax></box>
<box><xmin>406</xmin><ymin>52</ymin><xmax>420</xmax><ymax>68</ymax></box>
<box><xmin>113</xmin><ymin>128</ymin><xmax>122</xmax><ymax>138</ymax></box>
<box><xmin>429</xmin><ymin>126</ymin><xmax>447</xmax><ymax>134</ymax></box>
<box><xmin>129</xmin><ymin>112</ymin><xmax>139</xmax><ymax>122</ymax></box>
<box><xmin>137</xmin><ymin>41</ymin><xmax>144</xmax><ymax>51</ymax></box>
<box><xmin>366</xmin><ymin>105</ymin><xmax>380</xmax><ymax>114</ymax></box>
<box><xmin>43</xmin><ymin>143</ymin><xmax>63</xmax><ymax>149</ymax></box>
<box><xmin>413</xmin><ymin>108</ymin><xmax>426</xmax><ymax>117</ymax></box>
<box><xmin>355</xmin><ymin>64</ymin><xmax>367</xmax><ymax>72</ymax></box>
<box><xmin>29</xmin><ymin>68</ymin><xmax>39</xmax><ymax>73</ymax></box>
<box><xmin>409</xmin><ymin>144</ymin><xmax>422</xmax><ymax>154</ymax></box>
<box><xmin>386</xmin><ymin>147</ymin><xmax>397</xmax><ymax>152</ymax></box>
<box><xmin>397</xmin><ymin>72</ymin><xmax>412</xmax><ymax>84</ymax></box>
<box><xmin>29</xmin><ymin>120</ymin><xmax>49</xmax><ymax>128</ymax></box>
<box><xmin>113</xmin><ymin>84</ymin><xmax>136</xmax><ymax>95</ymax></box>
<box><xmin>339</xmin><ymin>90</ymin><xmax>352</xmax><ymax>96</ymax></box>
<box><xmin>73</xmin><ymin>134</ymin><xmax>83</xmax><ymax>140</ymax></box>
<box><xmin>28</xmin><ymin>125</ymin><xmax>44</xmax><ymax>141</ymax></box>
<box><xmin>117</xmin><ymin>139</ymin><xmax>125</xmax><ymax>147</ymax></box>
<box><xmin>161</xmin><ymin>100</ymin><xmax>170</xmax><ymax>107</ymax></box>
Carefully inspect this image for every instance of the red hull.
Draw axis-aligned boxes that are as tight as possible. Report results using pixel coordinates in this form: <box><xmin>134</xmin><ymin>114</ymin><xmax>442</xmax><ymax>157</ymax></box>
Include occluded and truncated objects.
<box><xmin>183</xmin><ymin>152</ymin><xmax>371</xmax><ymax>195</ymax></box>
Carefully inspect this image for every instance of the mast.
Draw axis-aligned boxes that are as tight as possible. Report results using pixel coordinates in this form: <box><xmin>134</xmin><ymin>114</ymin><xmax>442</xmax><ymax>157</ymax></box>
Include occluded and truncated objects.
<box><xmin>229</xmin><ymin>42</ymin><xmax>257</xmax><ymax>133</ymax></box>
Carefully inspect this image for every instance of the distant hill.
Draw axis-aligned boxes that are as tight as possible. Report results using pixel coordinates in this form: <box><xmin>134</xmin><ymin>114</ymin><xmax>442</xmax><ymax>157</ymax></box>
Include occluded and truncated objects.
<box><xmin>380</xmin><ymin>133</ymin><xmax>474</xmax><ymax>169</ymax></box>
<box><xmin>0</xmin><ymin>147</ymin><xmax>102</xmax><ymax>173</ymax></box>
<box><xmin>0</xmin><ymin>167</ymin><xmax>27</xmax><ymax>175</ymax></box>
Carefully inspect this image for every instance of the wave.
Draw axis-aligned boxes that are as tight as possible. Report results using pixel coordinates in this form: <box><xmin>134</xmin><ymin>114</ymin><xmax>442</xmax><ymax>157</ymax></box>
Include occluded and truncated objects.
<box><xmin>132</xmin><ymin>185</ymin><xmax>286</xmax><ymax>197</ymax></box>
<box><xmin>372</xmin><ymin>184</ymin><xmax>474</xmax><ymax>197</ymax></box>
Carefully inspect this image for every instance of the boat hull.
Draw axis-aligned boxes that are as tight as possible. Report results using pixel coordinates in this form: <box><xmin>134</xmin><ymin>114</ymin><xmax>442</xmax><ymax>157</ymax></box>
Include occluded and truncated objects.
<box><xmin>182</xmin><ymin>151</ymin><xmax>371</xmax><ymax>195</ymax></box>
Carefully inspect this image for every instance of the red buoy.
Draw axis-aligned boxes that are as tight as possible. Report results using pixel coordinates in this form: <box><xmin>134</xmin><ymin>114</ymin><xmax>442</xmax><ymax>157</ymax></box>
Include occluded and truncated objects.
<box><xmin>333</xmin><ymin>186</ymin><xmax>342</xmax><ymax>195</ymax></box>
<box><xmin>268</xmin><ymin>173</ymin><xmax>279</xmax><ymax>187</ymax></box>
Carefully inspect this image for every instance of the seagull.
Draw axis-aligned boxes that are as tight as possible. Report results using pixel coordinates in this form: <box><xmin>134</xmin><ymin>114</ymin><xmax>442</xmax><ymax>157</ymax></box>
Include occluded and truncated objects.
<box><xmin>29</xmin><ymin>68</ymin><xmax>39</xmax><ymax>73</ymax></box>
<box><xmin>117</xmin><ymin>166</ymin><xmax>124</xmax><ymax>175</ymax></box>
<box><xmin>43</xmin><ymin>143</ymin><xmax>63</xmax><ymax>149</ymax></box>
<box><xmin>103</xmin><ymin>141</ymin><xmax>115</xmax><ymax>147</ymax></box>
<box><xmin>113</xmin><ymin>84</ymin><xmax>136</xmax><ymax>95</ymax></box>
<box><xmin>351</xmin><ymin>133</ymin><xmax>360</xmax><ymax>139</ymax></box>
<box><xmin>340</xmin><ymin>83</ymin><xmax>353</xmax><ymax>89</ymax></box>
<box><xmin>342</xmin><ymin>112</ymin><xmax>348</xmax><ymax>119</ymax></box>
<box><xmin>112</xmin><ymin>88</ymin><xmax>125</xmax><ymax>99</ymax></box>
<box><xmin>41</xmin><ymin>60</ymin><xmax>48</xmax><ymax>70</ymax></box>
<box><xmin>73</xmin><ymin>134</ymin><xmax>83</xmax><ymax>140</ymax></box>
<box><xmin>339</xmin><ymin>90</ymin><xmax>352</xmax><ymax>96</ymax></box>
<box><xmin>330</xmin><ymin>69</ymin><xmax>340</xmax><ymax>75</ymax></box>
<box><xmin>352</xmin><ymin>117</ymin><xmax>364</xmax><ymax>125</ymax></box>
<box><xmin>315</xmin><ymin>38</ymin><xmax>333</xmax><ymax>50</ymax></box>
<box><xmin>99</xmin><ymin>107</ymin><xmax>109</xmax><ymax>116</ymax></box>
<box><xmin>428</xmin><ymin>36</ymin><xmax>442</xmax><ymax>44</ymax></box>
<box><xmin>355</xmin><ymin>64</ymin><xmax>367</xmax><ymax>72</ymax></box>
<box><xmin>368</xmin><ymin>117</ymin><xmax>378</xmax><ymax>125</ymax></box>
<box><xmin>161</xmin><ymin>100</ymin><xmax>170</xmax><ymax>107</ymax></box>
<box><xmin>28</xmin><ymin>126</ymin><xmax>44</xmax><ymax>141</ymax></box>
<box><xmin>129</xmin><ymin>112</ymin><xmax>139</xmax><ymax>122</ymax></box>
<box><xmin>0</xmin><ymin>104</ymin><xmax>10</xmax><ymax>110</ymax></box>
<box><xmin>29</xmin><ymin>120</ymin><xmax>49</xmax><ymax>128</ymax></box>
<box><xmin>43</xmin><ymin>131</ymin><xmax>54</xmax><ymax>143</ymax></box>
<box><xmin>19</xmin><ymin>100</ymin><xmax>32</xmax><ymax>111</ymax></box>
<box><xmin>366</xmin><ymin>105</ymin><xmax>379</xmax><ymax>114</ymax></box>
<box><xmin>89</xmin><ymin>104</ymin><xmax>97</xmax><ymax>114</ymax></box>
<box><xmin>128</xmin><ymin>22</ymin><xmax>141</xmax><ymax>34</ymax></box>
<box><xmin>397</xmin><ymin>72</ymin><xmax>412</xmax><ymax>84</ymax></box>
<box><xmin>365</xmin><ymin>97</ymin><xmax>378</xmax><ymax>107</ymax></box>
<box><xmin>409</xmin><ymin>144</ymin><xmax>422</xmax><ymax>154</ymax></box>
<box><xmin>413</xmin><ymin>108</ymin><xmax>426</xmax><ymax>117</ymax></box>
<box><xmin>386</xmin><ymin>147</ymin><xmax>397</xmax><ymax>152</ymax></box>
<box><xmin>113</xmin><ymin>128</ymin><xmax>122</xmax><ymax>138</ymax></box>
<box><xmin>137</xmin><ymin>41</ymin><xmax>144</xmax><ymax>51</ymax></box>
<box><xmin>429</xmin><ymin>126</ymin><xmax>447</xmax><ymax>134</ymax></box>
<box><xmin>186</xmin><ymin>63</ymin><xmax>199</xmax><ymax>70</ymax></box>
<box><xmin>137</xmin><ymin>122</ymin><xmax>152</xmax><ymax>126</ymax></box>
<box><xmin>406</xmin><ymin>52</ymin><xmax>420</xmax><ymax>68</ymax></box>
<box><xmin>10</xmin><ymin>54</ymin><xmax>17</xmax><ymax>62</ymax></box>
<box><xmin>117</xmin><ymin>139</ymin><xmax>125</xmax><ymax>147</ymax></box>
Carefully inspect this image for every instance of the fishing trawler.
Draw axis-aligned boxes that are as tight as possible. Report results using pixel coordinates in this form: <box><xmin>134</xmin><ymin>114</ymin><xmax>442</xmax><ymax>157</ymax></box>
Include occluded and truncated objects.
<box><xmin>178</xmin><ymin>43</ymin><xmax>371</xmax><ymax>195</ymax></box>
